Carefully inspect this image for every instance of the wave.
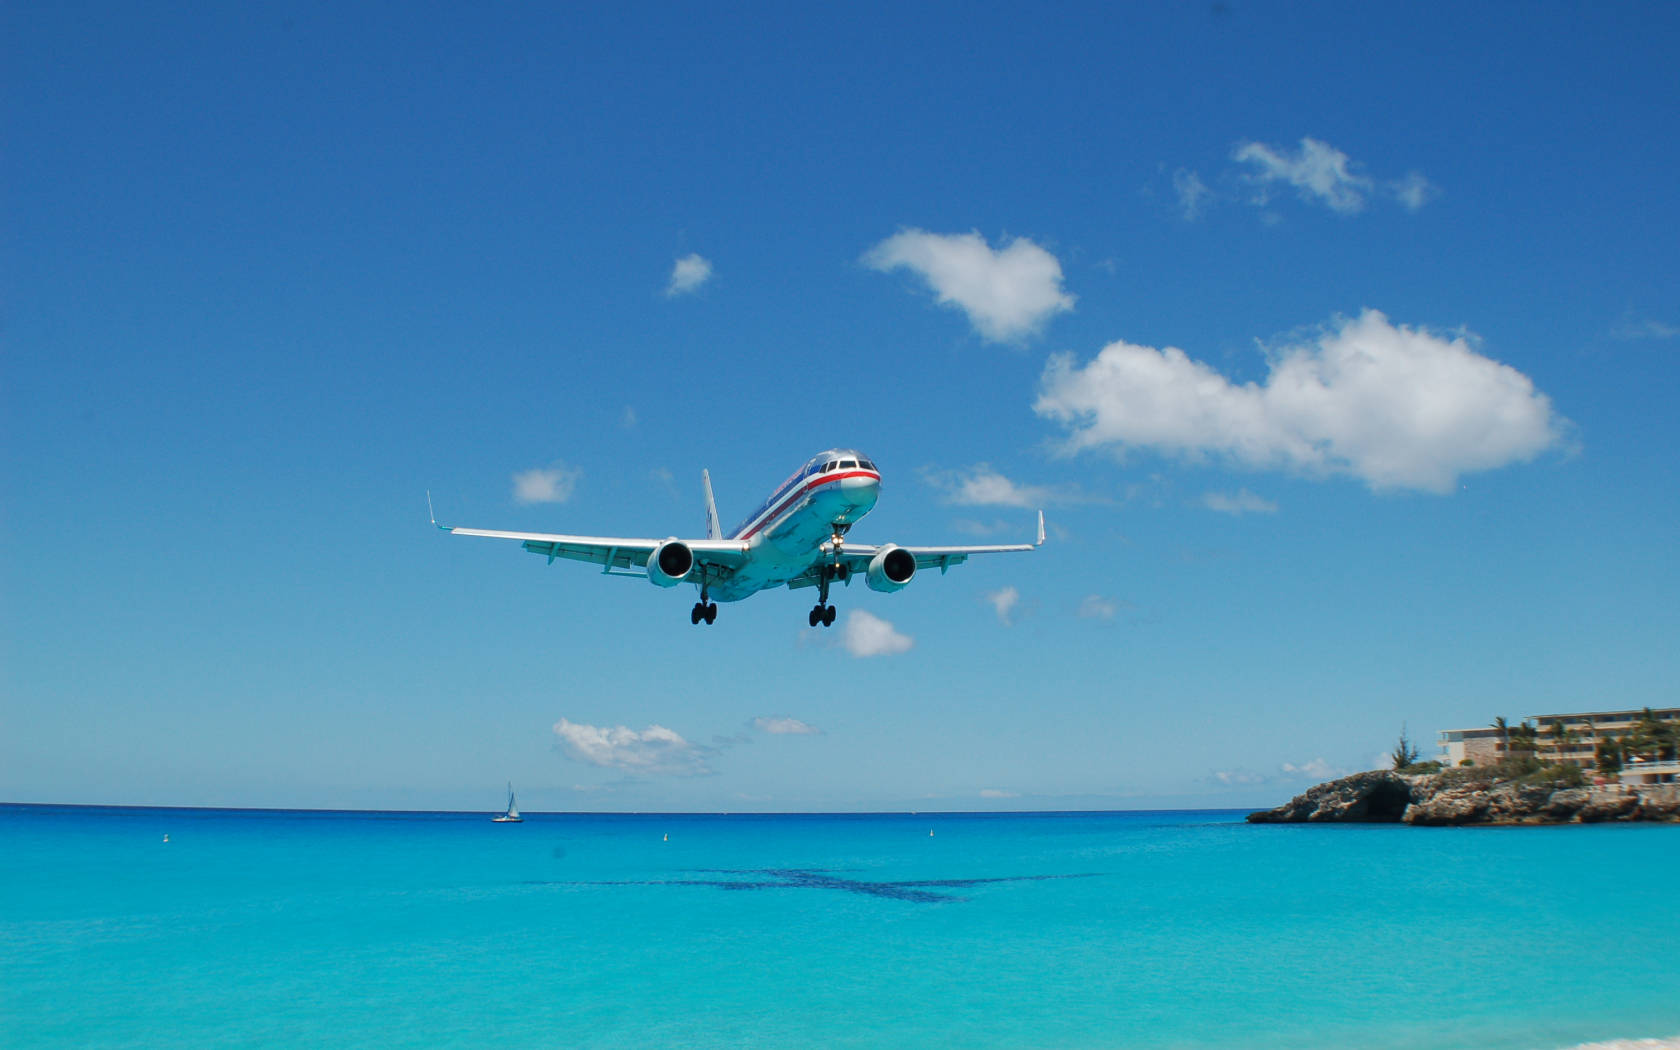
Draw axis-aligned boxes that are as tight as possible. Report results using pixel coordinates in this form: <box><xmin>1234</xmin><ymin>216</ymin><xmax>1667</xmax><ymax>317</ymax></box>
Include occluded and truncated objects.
<box><xmin>1560</xmin><ymin>1039</ymin><xmax>1680</xmax><ymax>1050</ymax></box>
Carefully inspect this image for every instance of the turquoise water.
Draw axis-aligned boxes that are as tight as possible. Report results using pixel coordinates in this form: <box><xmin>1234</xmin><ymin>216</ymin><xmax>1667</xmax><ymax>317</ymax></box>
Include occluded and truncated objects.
<box><xmin>3</xmin><ymin>806</ymin><xmax>1677</xmax><ymax>1049</ymax></box>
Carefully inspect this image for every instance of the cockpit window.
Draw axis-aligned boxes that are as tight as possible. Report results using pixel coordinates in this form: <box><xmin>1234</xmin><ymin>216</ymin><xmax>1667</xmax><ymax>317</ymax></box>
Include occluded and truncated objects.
<box><xmin>820</xmin><ymin>461</ymin><xmax>836</xmax><ymax>473</ymax></box>
<box><xmin>839</xmin><ymin>459</ymin><xmax>858</xmax><ymax>469</ymax></box>
<box><xmin>859</xmin><ymin>459</ymin><xmax>875</xmax><ymax>471</ymax></box>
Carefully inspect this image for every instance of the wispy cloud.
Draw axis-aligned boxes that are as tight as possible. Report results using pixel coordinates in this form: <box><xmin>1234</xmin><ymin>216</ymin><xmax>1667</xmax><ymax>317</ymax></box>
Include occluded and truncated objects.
<box><xmin>1167</xmin><ymin>137</ymin><xmax>1438</xmax><ymax>219</ymax></box>
<box><xmin>1173</xmin><ymin>168</ymin><xmax>1212</xmax><ymax>220</ymax></box>
<box><xmin>1389</xmin><ymin>171</ymin><xmax>1440</xmax><ymax>211</ymax></box>
<box><xmin>1281</xmin><ymin>758</ymin><xmax>1342</xmax><ymax>780</ymax></box>
<box><xmin>513</xmin><ymin>461</ymin><xmax>582</xmax><ymax>504</ymax></box>
<box><xmin>1611</xmin><ymin>316</ymin><xmax>1679</xmax><ymax>341</ymax></box>
<box><xmin>1036</xmin><ymin>309</ymin><xmax>1569</xmax><ymax>494</ymax></box>
<box><xmin>1234</xmin><ymin>137</ymin><xmax>1375</xmax><ymax>214</ymax></box>
<box><xmin>986</xmin><ymin>586</ymin><xmax>1020</xmax><ymax>626</ymax></box>
<box><xmin>666</xmin><ymin>253</ymin><xmax>714</xmax><ymax>296</ymax></box>
<box><xmin>841</xmin><ymin>610</ymin><xmax>913</xmax><ymax>657</ymax></box>
<box><xmin>1077</xmin><ymin>594</ymin><xmax>1119</xmax><ymax>620</ymax></box>
<box><xmin>979</xmin><ymin>788</ymin><xmax>1019</xmax><ymax>799</ymax></box>
<box><xmin>1201</xmin><ymin>489</ymin><xmax>1278</xmax><ymax>515</ymax></box>
<box><xmin>923</xmin><ymin>464</ymin><xmax>1074</xmax><ymax>508</ymax></box>
<box><xmin>863</xmin><ymin>229</ymin><xmax>1074</xmax><ymax>342</ymax></box>
<box><xmin>753</xmin><ymin>716</ymin><xmax>823</xmax><ymax>736</ymax></box>
<box><xmin>553</xmin><ymin>718</ymin><xmax>713</xmax><ymax>776</ymax></box>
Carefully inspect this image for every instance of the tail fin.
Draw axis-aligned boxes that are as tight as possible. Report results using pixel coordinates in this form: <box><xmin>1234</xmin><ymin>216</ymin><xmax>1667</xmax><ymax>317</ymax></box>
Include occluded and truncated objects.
<box><xmin>702</xmin><ymin>469</ymin><xmax>722</xmax><ymax>540</ymax></box>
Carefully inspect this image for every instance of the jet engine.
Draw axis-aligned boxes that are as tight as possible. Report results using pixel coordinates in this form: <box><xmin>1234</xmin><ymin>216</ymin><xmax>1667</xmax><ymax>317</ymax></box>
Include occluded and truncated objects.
<box><xmin>646</xmin><ymin>540</ymin><xmax>694</xmax><ymax>587</ymax></box>
<box><xmin>865</xmin><ymin>544</ymin><xmax>917</xmax><ymax>593</ymax></box>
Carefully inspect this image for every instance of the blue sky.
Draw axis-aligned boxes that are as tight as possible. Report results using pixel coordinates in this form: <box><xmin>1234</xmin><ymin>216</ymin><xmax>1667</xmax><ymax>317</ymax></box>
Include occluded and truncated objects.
<box><xmin>6</xmin><ymin>2</ymin><xmax>1677</xmax><ymax>812</ymax></box>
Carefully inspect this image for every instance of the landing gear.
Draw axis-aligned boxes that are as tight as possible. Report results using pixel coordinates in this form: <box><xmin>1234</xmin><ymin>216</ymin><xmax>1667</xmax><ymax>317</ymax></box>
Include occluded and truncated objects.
<box><xmin>691</xmin><ymin>584</ymin><xmax>717</xmax><ymax>626</ymax></box>
<box><xmin>807</xmin><ymin>560</ymin><xmax>839</xmax><ymax>628</ymax></box>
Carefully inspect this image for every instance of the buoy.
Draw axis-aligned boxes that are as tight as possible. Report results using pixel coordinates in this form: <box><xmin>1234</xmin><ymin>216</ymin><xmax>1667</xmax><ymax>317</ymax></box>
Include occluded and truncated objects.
<box><xmin>162</xmin><ymin>834</ymin><xmax>169</xmax><ymax>843</ymax></box>
<box><xmin>663</xmin><ymin>833</ymin><xmax>668</xmax><ymax>842</ymax></box>
<box><xmin>929</xmin><ymin>829</ymin><xmax>934</xmax><ymax>837</ymax></box>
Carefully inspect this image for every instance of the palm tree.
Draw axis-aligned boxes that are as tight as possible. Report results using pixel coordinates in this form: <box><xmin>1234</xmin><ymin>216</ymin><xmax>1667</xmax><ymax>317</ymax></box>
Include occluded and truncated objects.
<box><xmin>1491</xmin><ymin>716</ymin><xmax>1510</xmax><ymax>758</ymax></box>
<box><xmin>1546</xmin><ymin>720</ymin><xmax>1579</xmax><ymax>765</ymax></box>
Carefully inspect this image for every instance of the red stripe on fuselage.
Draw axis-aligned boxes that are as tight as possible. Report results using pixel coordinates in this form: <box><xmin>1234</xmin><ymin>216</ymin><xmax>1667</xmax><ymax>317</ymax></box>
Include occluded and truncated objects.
<box><xmin>736</xmin><ymin>470</ymin><xmax>879</xmax><ymax>541</ymax></box>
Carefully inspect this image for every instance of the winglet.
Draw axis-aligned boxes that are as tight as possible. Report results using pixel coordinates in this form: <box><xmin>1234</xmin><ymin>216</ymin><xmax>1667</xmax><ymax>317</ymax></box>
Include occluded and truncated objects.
<box><xmin>1036</xmin><ymin>510</ymin><xmax>1046</xmax><ymax>547</ymax></box>
<box><xmin>427</xmin><ymin>491</ymin><xmax>449</xmax><ymax>532</ymax></box>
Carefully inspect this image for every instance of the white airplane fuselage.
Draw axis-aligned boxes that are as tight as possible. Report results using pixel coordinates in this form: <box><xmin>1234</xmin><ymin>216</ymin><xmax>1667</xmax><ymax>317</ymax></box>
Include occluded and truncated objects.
<box><xmin>709</xmin><ymin>452</ymin><xmax>882</xmax><ymax>602</ymax></box>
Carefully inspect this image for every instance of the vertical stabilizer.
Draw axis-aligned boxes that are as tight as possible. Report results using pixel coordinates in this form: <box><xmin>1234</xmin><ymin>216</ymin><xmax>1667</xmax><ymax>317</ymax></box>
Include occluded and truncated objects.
<box><xmin>702</xmin><ymin>470</ymin><xmax>722</xmax><ymax>540</ymax></box>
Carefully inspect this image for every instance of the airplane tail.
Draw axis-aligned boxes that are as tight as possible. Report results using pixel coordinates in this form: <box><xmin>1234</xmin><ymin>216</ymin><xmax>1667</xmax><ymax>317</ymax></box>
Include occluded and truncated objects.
<box><xmin>702</xmin><ymin>469</ymin><xmax>722</xmax><ymax>540</ymax></box>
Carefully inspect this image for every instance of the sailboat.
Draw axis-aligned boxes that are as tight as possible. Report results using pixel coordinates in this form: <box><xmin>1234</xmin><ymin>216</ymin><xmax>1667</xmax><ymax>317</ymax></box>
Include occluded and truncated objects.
<box><xmin>492</xmin><ymin>782</ymin><xmax>523</xmax><ymax>823</ymax></box>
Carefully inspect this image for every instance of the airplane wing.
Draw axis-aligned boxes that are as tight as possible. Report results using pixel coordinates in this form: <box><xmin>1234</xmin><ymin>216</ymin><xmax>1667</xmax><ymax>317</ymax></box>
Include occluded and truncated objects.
<box><xmin>430</xmin><ymin>490</ymin><xmax>750</xmax><ymax>578</ymax></box>
<box><xmin>440</xmin><ymin>525</ymin><xmax>750</xmax><ymax>575</ymax></box>
<box><xmin>787</xmin><ymin>511</ymin><xmax>1045</xmax><ymax>590</ymax></box>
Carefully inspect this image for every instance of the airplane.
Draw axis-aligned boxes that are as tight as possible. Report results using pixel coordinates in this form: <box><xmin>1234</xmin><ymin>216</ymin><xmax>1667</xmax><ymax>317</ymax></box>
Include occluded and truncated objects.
<box><xmin>431</xmin><ymin>448</ymin><xmax>1044</xmax><ymax>626</ymax></box>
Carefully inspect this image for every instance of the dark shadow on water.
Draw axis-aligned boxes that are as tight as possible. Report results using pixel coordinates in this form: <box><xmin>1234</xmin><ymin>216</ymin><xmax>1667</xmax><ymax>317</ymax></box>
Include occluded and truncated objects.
<box><xmin>525</xmin><ymin>868</ymin><xmax>1102</xmax><ymax>903</ymax></box>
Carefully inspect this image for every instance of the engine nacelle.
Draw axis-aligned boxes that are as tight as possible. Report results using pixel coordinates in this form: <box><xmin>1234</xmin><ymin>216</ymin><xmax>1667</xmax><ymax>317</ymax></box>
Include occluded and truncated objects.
<box><xmin>865</xmin><ymin>544</ymin><xmax>917</xmax><ymax>593</ymax></box>
<box><xmin>646</xmin><ymin>540</ymin><xmax>695</xmax><ymax>587</ymax></box>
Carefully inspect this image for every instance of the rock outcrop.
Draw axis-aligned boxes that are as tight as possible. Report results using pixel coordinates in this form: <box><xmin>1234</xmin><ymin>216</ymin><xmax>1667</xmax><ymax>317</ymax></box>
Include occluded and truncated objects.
<box><xmin>1247</xmin><ymin>771</ymin><xmax>1680</xmax><ymax>826</ymax></box>
<box><xmin>1245</xmin><ymin>770</ymin><xmax>1415</xmax><ymax>823</ymax></box>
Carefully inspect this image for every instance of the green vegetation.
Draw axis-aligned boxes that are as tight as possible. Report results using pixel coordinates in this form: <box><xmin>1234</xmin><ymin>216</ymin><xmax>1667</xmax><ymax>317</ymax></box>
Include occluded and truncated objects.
<box><xmin>1398</xmin><ymin>760</ymin><xmax>1442</xmax><ymax>774</ymax></box>
<box><xmin>1390</xmin><ymin>727</ymin><xmax>1421</xmax><ymax>771</ymax></box>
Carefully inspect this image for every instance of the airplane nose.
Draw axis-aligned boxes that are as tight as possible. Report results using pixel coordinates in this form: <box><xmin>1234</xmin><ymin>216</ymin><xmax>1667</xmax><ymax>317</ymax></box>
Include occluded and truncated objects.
<box><xmin>839</xmin><ymin>472</ymin><xmax>881</xmax><ymax>508</ymax></box>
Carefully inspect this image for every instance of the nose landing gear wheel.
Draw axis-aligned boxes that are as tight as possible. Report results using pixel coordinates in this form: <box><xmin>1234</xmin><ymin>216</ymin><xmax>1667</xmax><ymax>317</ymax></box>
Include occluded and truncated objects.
<box><xmin>692</xmin><ymin>601</ymin><xmax>718</xmax><ymax>625</ymax></box>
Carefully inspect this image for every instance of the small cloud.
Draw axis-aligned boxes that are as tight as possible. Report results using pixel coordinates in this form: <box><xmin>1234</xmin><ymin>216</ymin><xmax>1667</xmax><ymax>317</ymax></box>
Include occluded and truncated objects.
<box><xmin>923</xmin><ymin>464</ymin><xmax>1073</xmax><ymax>508</ymax></box>
<box><xmin>986</xmin><ymin>586</ymin><xmax>1020</xmax><ymax>626</ymax></box>
<box><xmin>1281</xmin><ymin>758</ymin><xmax>1341</xmax><ymax>780</ymax></box>
<box><xmin>1201</xmin><ymin>489</ymin><xmax>1278</xmax><ymax>515</ymax></box>
<box><xmin>1389</xmin><ymin>171</ymin><xmax>1439</xmax><ymax>211</ymax></box>
<box><xmin>1173</xmin><ymin>168</ymin><xmax>1212</xmax><ymax>220</ymax></box>
<box><xmin>863</xmin><ymin>228</ymin><xmax>1074</xmax><ymax>342</ymax></box>
<box><xmin>841</xmin><ymin>610</ymin><xmax>913</xmax><ymax>658</ymax></box>
<box><xmin>1234</xmin><ymin>137</ymin><xmax>1374</xmax><ymax>214</ymax></box>
<box><xmin>622</xmin><ymin>406</ymin><xmax>638</xmax><ymax>429</ymax></box>
<box><xmin>553</xmin><ymin>718</ymin><xmax>712</xmax><ymax>776</ymax></box>
<box><xmin>513</xmin><ymin>462</ymin><xmax>582</xmax><ymax>504</ymax></box>
<box><xmin>979</xmin><ymin>789</ymin><xmax>1019</xmax><ymax>799</ymax></box>
<box><xmin>1212</xmin><ymin>769</ymin><xmax>1268</xmax><ymax>786</ymax></box>
<box><xmin>666</xmin><ymin>253</ymin><xmax>714</xmax><ymax>296</ymax></box>
<box><xmin>753</xmin><ymin>716</ymin><xmax>823</xmax><ymax>736</ymax></box>
<box><xmin>1077</xmin><ymin>594</ymin><xmax>1119</xmax><ymax>620</ymax></box>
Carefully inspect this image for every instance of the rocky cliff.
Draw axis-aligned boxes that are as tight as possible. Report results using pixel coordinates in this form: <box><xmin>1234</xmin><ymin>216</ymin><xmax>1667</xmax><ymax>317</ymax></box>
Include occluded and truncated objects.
<box><xmin>1247</xmin><ymin>770</ymin><xmax>1680</xmax><ymax>825</ymax></box>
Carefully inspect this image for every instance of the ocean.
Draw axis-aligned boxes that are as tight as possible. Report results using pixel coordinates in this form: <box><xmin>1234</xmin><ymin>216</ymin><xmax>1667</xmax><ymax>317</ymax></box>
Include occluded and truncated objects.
<box><xmin>3</xmin><ymin>805</ymin><xmax>1676</xmax><ymax>1049</ymax></box>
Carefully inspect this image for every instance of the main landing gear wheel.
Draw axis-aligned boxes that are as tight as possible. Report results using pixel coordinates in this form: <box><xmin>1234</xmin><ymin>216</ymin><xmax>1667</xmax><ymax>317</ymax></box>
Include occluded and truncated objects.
<box><xmin>808</xmin><ymin>604</ymin><xmax>836</xmax><ymax>627</ymax></box>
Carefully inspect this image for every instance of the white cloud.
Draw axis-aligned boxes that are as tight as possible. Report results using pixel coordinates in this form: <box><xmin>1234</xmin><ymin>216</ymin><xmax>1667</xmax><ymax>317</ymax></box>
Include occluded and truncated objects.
<box><xmin>666</xmin><ymin>253</ymin><xmax>713</xmax><ymax>296</ymax></box>
<box><xmin>754</xmin><ymin>716</ymin><xmax>822</xmax><ymax>736</ymax></box>
<box><xmin>986</xmin><ymin>586</ymin><xmax>1020</xmax><ymax>626</ymax></box>
<box><xmin>1234</xmin><ymin>137</ymin><xmax>1375</xmax><ymax>214</ymax></box>
<box><xmin>1077</xmin><ymin>594</ymin><xmax>1118</xmax><ymax>620</ymax></box>
<box><xmin>924</xmin><ymin>464</ymin><xmax>1065</xmax><ymax>508</ymax></box>
<box><xmin>979</xmin><ymin>788</ymin><xmax>1019</xmax><ymax>799</ymax></box>
<box><xmin>1035</xmin><ymin>309</ymin><xmax>1568</xmax><ymax>494</ymax></box>
<box><xmin>841</xmin><ymin>610</ymin><xmax>913</xmax><ymax>657</ymax></box>
<box><xmin>1173</xmin><ymin>168</ymin><xmax>1212</xmax><ymax>220</ymax></box>
<box><xmin>1213</xmin><ymin>769</ymin><xmax>1268</xmax><ymax>786</ymax></box>
<box><xmin>553</xmin><ymin>718</ymin><xmax>712</xmax><ymax>776</ymax></box>
<box><xmin>513</xmin><ymin>462</ymin><xmax>582</xmax><ymax>504</ymax></box>
<box><xmin>863</xmin><ymin>228</ymin><xmax>1074</xmax><ymax>342</ymax></box>
<box><xmin>1201</xmin><ymin>489</ymin><xmax>1278</xmax><ymax>515</ymax></box>
<box><xmin>621</xmin><ymin>405</ymin><xmax>638</xmax><ymax>429</ymax></box>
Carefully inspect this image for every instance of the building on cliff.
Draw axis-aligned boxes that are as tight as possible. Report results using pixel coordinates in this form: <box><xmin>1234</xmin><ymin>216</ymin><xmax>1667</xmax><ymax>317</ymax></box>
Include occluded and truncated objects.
<box><xmin>1439</xmin><ymin>707</ymin><xmax>1680</xmax><ymax>784</ymax></box>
